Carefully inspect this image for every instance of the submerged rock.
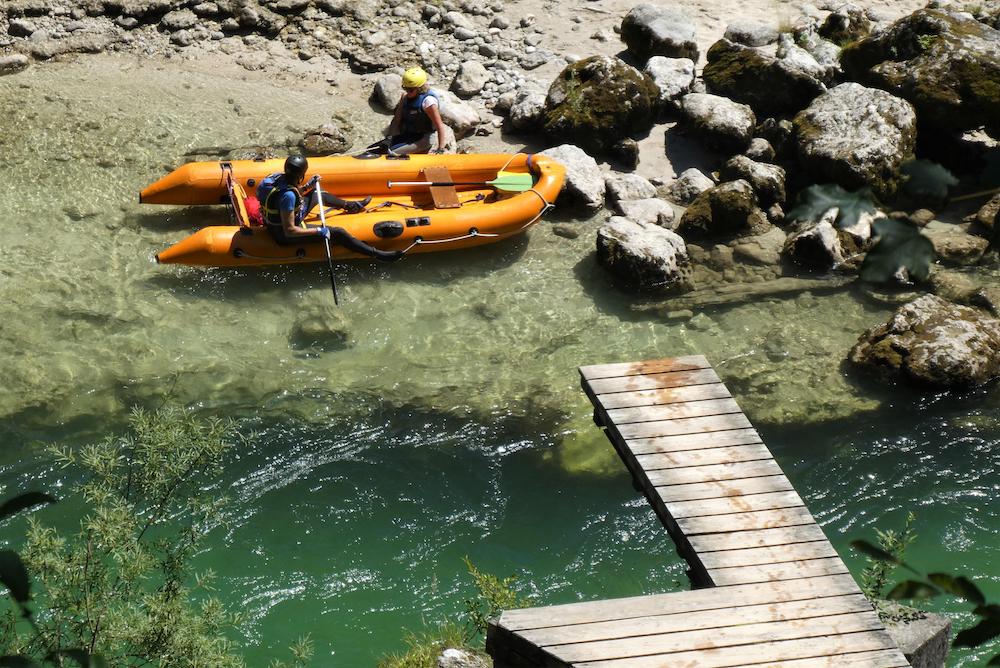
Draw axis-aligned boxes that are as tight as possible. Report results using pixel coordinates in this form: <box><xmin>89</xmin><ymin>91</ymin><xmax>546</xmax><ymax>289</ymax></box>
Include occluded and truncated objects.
<box><xmin>596</xmin><ymin>216</ymin><xmax>691</xmax><ymax>293</ymax></box>
<box><xmin>849</xmin><ymin>294</ymin><xmax>1000</xmax><ymax>387</ymax></box>
<box><xmin>0</xmin><ymin>54</ymin><xmax>29</xmax><ymax>75</ymax></box>
<box><xmin>300</xmin><ymin>121</ymin><xmax>351</xmax><ymax>155</ymax></box>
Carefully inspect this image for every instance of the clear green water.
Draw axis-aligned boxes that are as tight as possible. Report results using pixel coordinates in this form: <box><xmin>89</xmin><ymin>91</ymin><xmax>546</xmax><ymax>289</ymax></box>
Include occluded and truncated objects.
<box><xmin>1</xmin><ymin>56</ymin><xmax>998</xmax><ymax>666</ymax></box>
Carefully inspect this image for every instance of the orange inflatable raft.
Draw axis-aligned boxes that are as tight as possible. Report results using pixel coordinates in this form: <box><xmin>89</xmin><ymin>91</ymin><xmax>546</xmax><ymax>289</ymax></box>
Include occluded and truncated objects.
<box><xmin>140</xmin><ymin>153</ymin><xmax>565</xmax><ymax>267</ymax></box>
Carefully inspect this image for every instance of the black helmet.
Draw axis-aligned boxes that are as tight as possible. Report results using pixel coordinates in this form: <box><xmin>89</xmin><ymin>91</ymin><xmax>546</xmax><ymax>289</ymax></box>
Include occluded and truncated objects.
<box><xmin>284</xmin><ymin>154</ymin><xmax>308</xmax><ymax>183</ymax></box>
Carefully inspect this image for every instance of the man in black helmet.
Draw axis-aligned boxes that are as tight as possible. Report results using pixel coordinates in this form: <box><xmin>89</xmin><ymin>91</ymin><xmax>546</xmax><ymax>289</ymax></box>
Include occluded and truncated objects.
<box><xmin>257</xmin><ymin>155</ymin><xmax>401</xmax><ymax>261</ymax></box>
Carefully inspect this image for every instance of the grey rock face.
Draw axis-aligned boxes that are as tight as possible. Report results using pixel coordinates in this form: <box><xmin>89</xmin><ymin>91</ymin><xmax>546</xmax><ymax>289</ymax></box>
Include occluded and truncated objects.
<box><xmin>720</xmin><ymin>155</ymin><xmax>786</xmax><ymax>206</ymax></box>
<box><xmin>615</xmin><ymin>198</ymin><xmax>677</xmax><ymax>229</ymax></box>
<box><xmin>539</xmin><ymin>144</ymin><xmax>606</xmax><ymax>211</ymax></box>
<box><xmin>620</xmin><ymin>4</ymin><xmax>698</xmax><ymax>62</ymax></box>
<box><xmin>819</xmin><ymin>3</ymin><xmax>872</xmax><ymax>44</ymax></box>
<box><xmin>841</xmin><ymin>9</ymin><xmax>1000</xmax><ymax>135</ymax></box>
<box><xmin>794</xmin><ymin>83</ymin><xmax>916</xmax><ymax>198</ymax></box>
<box><xmin>372</xmin><ymin>73</ymin><xmax>401</xmax><ymax>112</ymax></box>
<box><xmin>702</xmin><ymin>38</ymin><xmax>827</xmax><ymax>116</ymax></box>
<box><xmin>451</xmin><ymin>61</ymin><xmax>490</xmax><ymax>98</ymax></box>
<box><xmin>435</xmin><ymin>91</ymin><xmax>479</xmax><ymax>139</ymax></box>
<box><xmin>882</xmin><ymin>603</ymin><xmax>951</xmax><ymax>668</ymax></box>
<box><xmin>543</xmin><ymin>55</ymin><xmax>658</xmax><ymax>154</ymax></box>
<box><xmin>922</xmin><ymin>221</ymin><xmax>990</xmax><ymax>266</ymax></box>
<box><xmin>597</xmin><ymin>216</ymin><xmax>691</xmax><ymax>293</ymax></box>
<box><xmin>665</xmin><ymin>168</ymin><xmax>714</xmax><ymax>205</ymax></box>
<box><xmin>678</xmin><ymin>179</ymin><xmax>769</xmax><ymax>240</ymax></box>
<box><xmin>732</xmin><ymin>226</ymin><xmax>787</xmax><ymax>265</ymax></box>
<box><xmin>782</xmin><ymin>213</ymin><xmax>849</xmax><ymax>271</ymax></box>
<box><xmin>508</xmin><ymin>89</ymin><xmax>547</xmax><ymax>132</ymax></box>
<box><xmin>745</xmin><ymin>137</ymin><xmax>776</xmax><ymax>162</ymax></box>
<box><xmin>849</xmin><ymin>294</ymin><xmax>1000</xmax><ymax>387</ymax></box>
<box><xmin>161</xmin><ymin>8</ymin><xmax>198</xmax><ymax>30</ymax></box>
<box><xmin>724</xmin><ymin>20</ymin><xmax>779</xmax><ymax>47</ymax></box>
<box><xmin>643</xmin><ymin>56</ymin><xmax>695</xmax><ymax>108</ymax></box>
<box><xmin>605</xmin><ymin>173</ymin><xmax>657</xmax><ymax>203</ymax></box>
<box><xmin>678</xmin><ymin>92</ymin><xmax>755</xmax><ymax>153</ymax></box>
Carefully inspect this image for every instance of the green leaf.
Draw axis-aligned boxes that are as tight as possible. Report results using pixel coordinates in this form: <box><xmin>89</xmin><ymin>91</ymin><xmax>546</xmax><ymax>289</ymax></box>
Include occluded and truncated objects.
<box><xmin>886</xmin><ymin>580</ymin><xmax>940</xmax><ymax>600</ymax></box>
<box><xmin>0</xmin><ymin>657</ymin><xmax>42</xmax><ymax>667</ymax></box>
<box><xmin>987</xmin><ymin>653</ymin><xmax>1000</xmax><ymax>666</ymax></box>
<box><xmin>787</xmin><ymin>184</ymin><xmax>877</xmax><ymax>231</ymax></box>
<box><xmin>900</xmin><ymin>160</ymin><xmax>958</xmax><ymax>201</ymax></box>
<box><xmin>859</xmin><ymin>217</ymin><xmax>935</xmax><ymax>284</ymax></box>
<box><xmin>850</xmin><ymin>539</ymin><xmax>902</xmax><ymax>565</ymax></box>
<box><xmin>954</xmin><ymin>615</ymin><xmax>1000</xmax><ymax>648</ymax></box>
<box><xmin>0</xmin><ymin>550</ymin><xmax>31</xmax><ymax>604</ymax></box>
<box><xmin>927</xmin><ymin>573</ymin><xmax>985</xmax><ymax>605</ymax></box>
<box><xmin>0</xmin><ymin>493</ymin><xmax>57</xmax><ymax>522</ymax></box>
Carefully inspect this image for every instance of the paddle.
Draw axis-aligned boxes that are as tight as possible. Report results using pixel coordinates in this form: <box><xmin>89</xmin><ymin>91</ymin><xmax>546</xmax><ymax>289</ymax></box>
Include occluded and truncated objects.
<box><xmin>387</xmin><ymin>171</ymin><xmax>534</xmax><ymax>193</ymax></box>
<box><xmin>313</xmin><ymin>177</ymin><xmax>340</xmax><ymax>306</ymax></box>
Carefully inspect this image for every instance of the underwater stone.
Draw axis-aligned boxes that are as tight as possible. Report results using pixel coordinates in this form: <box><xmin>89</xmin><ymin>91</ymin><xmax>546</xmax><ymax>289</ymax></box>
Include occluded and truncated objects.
<box><xmin>596</xmin><ymin>216</ymin><xmax>691</xmax><ymax>294</ymax></box>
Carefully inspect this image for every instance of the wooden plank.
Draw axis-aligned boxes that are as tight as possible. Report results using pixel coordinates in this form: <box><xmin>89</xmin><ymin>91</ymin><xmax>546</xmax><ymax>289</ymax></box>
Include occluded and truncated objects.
<box><xmin>595</xmin><ymin>383</ymin><xmax>732</xmax><ymax>410</ymax></box>
<box><xmin>421</xmin><ymin>166</ymin><xmax>461</xmax><ymax>209</ymax></box>
<box><xmin>699</xmin><ymin>541</ymin><xmax>839</xmax><ymax>569</ymax></box>
<box><xmin>546</xmin><ymin>612</ymin><xmax>885</xmax><ymax>662</ymax></box>
<box><xmin>580</xmin><ymin>356</ymin><xmax>710</xmax><ymax>380</ymax></box>
<box><xmin>605</xmin><ymin>398</ymin><xmax>742</xmax><ymax>425</ymax></box>
<box><xmin>616</xmin><ymin>413</ymin><xmax>753</xmax><ymax>439</ymax></box>
<box><xmin>516</xmin><ymin>594</ymin><xmax>872</xmax><ymax>646</ymax></box>
<box><xmin>676</xmin><ymin>506</ymin><xmax>815</xmax><ymax>535</ymax></box>
<box><xmin>636</xmin><ymin>443</ymin><xmax>774</xmax><ymax>471</ymax></box>
<box><xmin>761</xmin><ymin>648</ymin><xmax>911</xmax><ymax>667</ymax></box>
<box><xmin>708</xmin><ymin>557</ymin><xmax>851</xmax><ymax>586</ymax></box>
<box><xmin>655</xmin><ymin>475</ymin><xmax>794</xmax><ymax>503</ymax></box>
<box><xmin>666</xmin><ymin>490</ymin><xmax>806</xmax><ymax>519</ymax></box>
<box><xmin>687</xmin><ymin>525</ymin><xmax>831</xmax><ymax>553</ymax></box>
<box><xmin>498</xmin><ymin>574</ymin><xmax>864</xmax><ymax>631</ymax></box>
<box><xmin>627</xmin><ymin>428</ymin><xmax>761</xmax><ymax>455</ymax></box>
<box><xmin>645</xmin><ymin>459</ymin><xmax>783</xmax><ymax>486</ymax></box>
<box><xmin>585</xmin><ymin>368</ymin><xmax>720</xmax><ymax>395</ymax></box>
<box><xmin>573</xmin><ymin>631</ymin><xmax>900</xmax><ymax>668</ymax></box>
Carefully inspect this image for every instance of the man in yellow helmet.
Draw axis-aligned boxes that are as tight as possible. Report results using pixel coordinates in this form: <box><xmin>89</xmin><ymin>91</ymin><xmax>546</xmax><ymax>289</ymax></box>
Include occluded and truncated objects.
<box><xmin>381</xmin><ymin>67</ymin><xmax>454</xmax><ymax>155</ymax></box>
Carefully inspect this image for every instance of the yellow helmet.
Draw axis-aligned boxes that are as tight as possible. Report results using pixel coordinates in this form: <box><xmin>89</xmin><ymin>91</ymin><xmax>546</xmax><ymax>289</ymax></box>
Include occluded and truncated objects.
<box><xmin>401</xmin><ymin>66</ymin><xmax>428</xmax><ymax>88</ymax></box>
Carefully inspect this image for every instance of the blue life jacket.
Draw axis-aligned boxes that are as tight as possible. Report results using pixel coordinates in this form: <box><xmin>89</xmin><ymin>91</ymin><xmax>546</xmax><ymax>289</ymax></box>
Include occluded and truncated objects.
<box><xmin>401</xmin><ymin>90</ymin><xmax>439</xmax><ymax>136</ymax></box>
<box><xmin>257</xmin><ymin>173</ymin><xmax>301</xmax><ymax>226</ymax></box>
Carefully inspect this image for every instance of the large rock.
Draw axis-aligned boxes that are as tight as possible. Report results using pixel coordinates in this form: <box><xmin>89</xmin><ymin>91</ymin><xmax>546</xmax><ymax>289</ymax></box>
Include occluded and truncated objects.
<box><xmin>543</xmin><ymin>56</ymin><xmax>658</xmax><ymax>154</ymax></box>
<box><xmin>678</xmin><ymin>92</ymin><xmax>755</xmax><ymax>153</ymax></box>
<box><xmin>372</xmin><ymin>73</ymin><xmax>401</xmax><ymax>112</ymax></box>
<box><xmin>841</xmin><ymin>9</ymin><xmax>1000</xmax><ymax>135</ymax></box>
<box><xmin>849</xmin><ymin>294</ymin><xmax>1000</xmax><ymax>387</ymax></box>
<box><xmin>605</xmin><ymin>173</ymin><xmax>657</xmax><ymax>203</ymax></box>
<box><xmin>665</xmin><ymin>168</ymin><xmax>714</xmax><ymax>205</ymax></box>
<box><xmin>794</xmin><ymin>83</ymin><xmax>917</xmax><ymax>198</ymax></box>
<box><xmin>451</xmin><ymin>61</ymin><xmax>490</xmax><ymax>99</ymax></box>
<box><xmin>596</xmin><ymin>217</ymin><xmax>691</xmax><ymax>293</ymax></box>
<box><xmin>436</xmin><ymin>91</ymin><xmax>479</xmax><ymax>139</ymax></box>
<box><xmin>720</xmin><ymin>155</ymin><xmax>786</xmax><ymax>206</ymax></box>
<box><xmin>702</xmin><ymin>38</ymin><xmax>827</xmax><ymax>117</ymax></box>
<box><xmin>643</xmin><ymin>56</ymin><xmax>695</xmax><ymax>108</ymax></box>
<box><xmin>300</xmin><ymin>122</ymin><xmax>351</xmax><ymax>155</ymax></box>
<box><xmin>724</xmin><ymin>20</ymin><xmax>779</xmax><ymax>47</ymax></box>
<box><xmin>621</xmin><ymin>4</ymin><xmax>698</xmax><ymax>62</ymax></box>
<box><xmin>539</xmin><ymin>144</ymin><xmax>606</xmax><ymax>211</ymax></box>
<box><xmin>508</xmin><ymin>88</ymin><xmax>547</xmax><ymax>133</ymax></box>
<box><xmin>819</xmin><ymin>3</ymin><xmax>873</xmax><ymax>44</ymax></box>
<box><xmin>0</xmin><ymin>54</ymin><xmax>29</xmax><ymax>75</ymax></box>
<box><xmin>678</xmin><ymin>180</ymin><xmax>769</xmax><ymax>240</ymax></box>
<box><xmin>921</xmin><ymin>221</ymin><xmax>990</xmax><ymax>266</ymax></box>
<box><xmin>615</xmin><ymin>198</ymin><xmax>677</xmax><ymax>229</ymax></box>
<box><xmin>161</xmin><ymin>8</ymin><xmax>198</xmax><ymax>30</ymax></box>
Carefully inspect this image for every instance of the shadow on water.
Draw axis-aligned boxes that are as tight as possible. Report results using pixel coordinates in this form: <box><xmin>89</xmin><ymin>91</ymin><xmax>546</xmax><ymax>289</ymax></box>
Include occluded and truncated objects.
<box><xmin>127</xmin><ymin>205</ymin><xmax>231</xmax><ymax>232</ymax></box>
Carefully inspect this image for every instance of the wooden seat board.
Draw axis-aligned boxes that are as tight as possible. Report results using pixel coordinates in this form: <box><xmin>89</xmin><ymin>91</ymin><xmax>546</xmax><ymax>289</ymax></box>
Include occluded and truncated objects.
<box><xmin>666</xmin><ymin>490</ymin><xmax>807</xmax><ymax>519</ymax></box>
<box><xmin>605</xmin><ymin>398</ymin><xmax>743</xmax><ymax>425</ymax></box>
<box><xmin>708</xmin><ymin>557</ymin><xmax>851</xmax><ymax>586</ymax></box>
<box><xmin>636</xmin><ymin>443</ymin><xmax>775</xmax><ymax>471</ymax></box>
<box><xmin>516</xmin><ymin>594</ymin><xmax>872</xmax><ymax>647</ymax></box>
<box><xmin>625</xmin><ymin>428</ymin><xmax>762</xmax><ymax>456</ymax></box>
<box><xmin>420</xmin><ymin>166</ymin><xmax>461</xmax><ymax>209</ymax></box>
<box><xmin>698</xmin><ymin>540</ymin><xmax>839</xmax><ymax>569</ymax></box>
<box><xmin>654</xmin><ymin>475</ymin><xmax>795</xmax><ymax>503</ymax></box>
<box><xmin>580</xmin><ymin>356</ymin><xmax>711</xmax><ymax>380</ymax></box>
<box><xmin>546</xmin><ymin>612</ymin><xmax>885</xmax><ymax>662</ymax></box>
<box><xmin>585</xmin><ymin>368</ymin><xmax>721</xmax><ymax>395</ymax></box>
<box><xmin>594</xmin><ymin>383</ymin><xmax>733</xmax><ymax>410</ymax></box>
<box><xmin>616</xmin><ymin>413</ymin><xmax>754</xmax><ymax>439</ymax></box>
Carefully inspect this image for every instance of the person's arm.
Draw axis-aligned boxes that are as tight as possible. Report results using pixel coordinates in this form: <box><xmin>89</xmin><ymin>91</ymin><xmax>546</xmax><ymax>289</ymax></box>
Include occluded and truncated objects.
<box><xmin>425</xmin><ymin>102</ymin><xmax>448</xmax><ymax>152</ymax></box>
<box><xmin>387</xmin><ymin>94</ymin><xmax>405</xmax><ymax>136</ymax></box>
<box><xmin>280</xmin><ymin>206</ymin><xmax>319</xmax><ymax>237</ymax></box>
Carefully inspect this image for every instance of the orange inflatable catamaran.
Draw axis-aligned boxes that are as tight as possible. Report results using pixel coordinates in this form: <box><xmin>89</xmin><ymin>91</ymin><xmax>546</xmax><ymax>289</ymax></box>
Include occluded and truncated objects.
<box><xmin>141</xmin><ymin>153</ymin><xmax>565</xmax><ymax>267</ymax></box>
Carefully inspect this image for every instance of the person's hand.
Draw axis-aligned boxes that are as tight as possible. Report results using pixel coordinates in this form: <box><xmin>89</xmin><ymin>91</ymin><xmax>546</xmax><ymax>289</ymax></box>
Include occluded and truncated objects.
<box><xmin>317</xmin><ymin>226</ymin><xmax>331</xmax><ymax>239</ymax></box>
<box><xmin>306</xmin><ymin>175</ymin><xmax>320</xmax><ymax>189</ymax></box>
<box><xmin>430</xmin><ymin>148</ymin><xmax>445</xmax><ymax>154</ymax></box>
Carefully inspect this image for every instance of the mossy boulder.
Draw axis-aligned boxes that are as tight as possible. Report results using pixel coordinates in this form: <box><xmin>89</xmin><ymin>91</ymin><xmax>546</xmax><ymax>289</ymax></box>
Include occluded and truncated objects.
<box><xmin>793</xmin><ymin>83</ymin><xmax>916</xmax><ymax>198</ymax></box>
<box><xmin>678</xmin><ymin>180</ymin><xmax>769</xmax><ymax>240</ymax></box>
<box><xmin>596</xmin><ymin>217</ymin><xmax>692</xmax><ymax>294</ymax></box>
<box><xmin>703</xmin><ymin>39</ymin><xmax>827</xmax><ymax>117</ymax></box>
<box><xmin>840</xmin><ymin>9</ymin><xmax>1000</xmax><ymax>135</ymax></box>
<box><xmin>849</xmin><ymin>294</ymin><xmax>1000</xmax><ymax>387</ymax></box>
<box><xmin>543</xmin><ymin>56</ymin><xmax>659</xmax><ymax>155</ymax></box>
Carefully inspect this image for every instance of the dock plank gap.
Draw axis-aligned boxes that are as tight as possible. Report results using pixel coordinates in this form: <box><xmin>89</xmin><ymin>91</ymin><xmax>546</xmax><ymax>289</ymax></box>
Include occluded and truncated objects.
<box><xmin>487</xmin><ymin>355</ymin><xmax>911</xmax><ymax>668</ymax></box>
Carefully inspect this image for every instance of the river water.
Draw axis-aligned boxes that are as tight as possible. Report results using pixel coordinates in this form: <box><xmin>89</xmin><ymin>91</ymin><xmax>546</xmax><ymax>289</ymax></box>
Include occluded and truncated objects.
<box><xmin>1</xmin><ymin>55</ymin><xmax>998</xmax><ymax>665</ymax></box>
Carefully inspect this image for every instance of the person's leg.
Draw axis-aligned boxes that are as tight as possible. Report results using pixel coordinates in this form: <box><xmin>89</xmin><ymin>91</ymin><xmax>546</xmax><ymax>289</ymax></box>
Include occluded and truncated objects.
<box><xmin>388</xmin><ymin>133</ymin><xmax>432</xmax><ymax>155</ymax></box>
<box><xmin>301</xmin><ymin>190</ymin><xmax>370</xmax><ymax>216</ymax></box>
<box><xmin>328</xmin><ymin>227</ymin><xmax>404</xmax><ymax>261</ymax></box>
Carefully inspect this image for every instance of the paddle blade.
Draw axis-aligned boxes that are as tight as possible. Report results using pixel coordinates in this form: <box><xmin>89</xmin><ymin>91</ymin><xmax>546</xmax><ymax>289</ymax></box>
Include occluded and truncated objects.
<box><xmin>488</xmin><ymin>171</ymin><xmax>534</xmax><ymax>192</ymax></box>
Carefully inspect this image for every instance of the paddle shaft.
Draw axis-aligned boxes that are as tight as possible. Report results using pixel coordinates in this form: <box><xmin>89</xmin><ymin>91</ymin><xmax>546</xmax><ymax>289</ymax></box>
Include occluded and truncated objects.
<box><xmin>388</xmin><ymin>180</ymin><xmax>499</xmax><ymax>188</ymax></box>
<box><xmin>314</xmin><ymin>178</ymin><xmax>340</xmax><ymax>306</ymax></box>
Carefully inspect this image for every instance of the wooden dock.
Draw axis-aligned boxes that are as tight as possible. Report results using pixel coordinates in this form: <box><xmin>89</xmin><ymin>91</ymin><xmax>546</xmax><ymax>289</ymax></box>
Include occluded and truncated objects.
<box><xmin>487</xmin><ymin>355</ymin><xmax>910</xmax><ymax>668</ymax></box>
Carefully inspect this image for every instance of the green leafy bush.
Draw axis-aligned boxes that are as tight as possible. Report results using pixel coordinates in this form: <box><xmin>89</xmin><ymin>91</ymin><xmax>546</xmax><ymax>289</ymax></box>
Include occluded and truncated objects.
<box><xmin>859</xmin><ymin>218</ymin><xmax>935</xmax><ymax>284</ymax></box>
<box><xmin>787</xmin><ymin>184</ymin><xmax>878</xmax><ymax>231</ymax></box>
